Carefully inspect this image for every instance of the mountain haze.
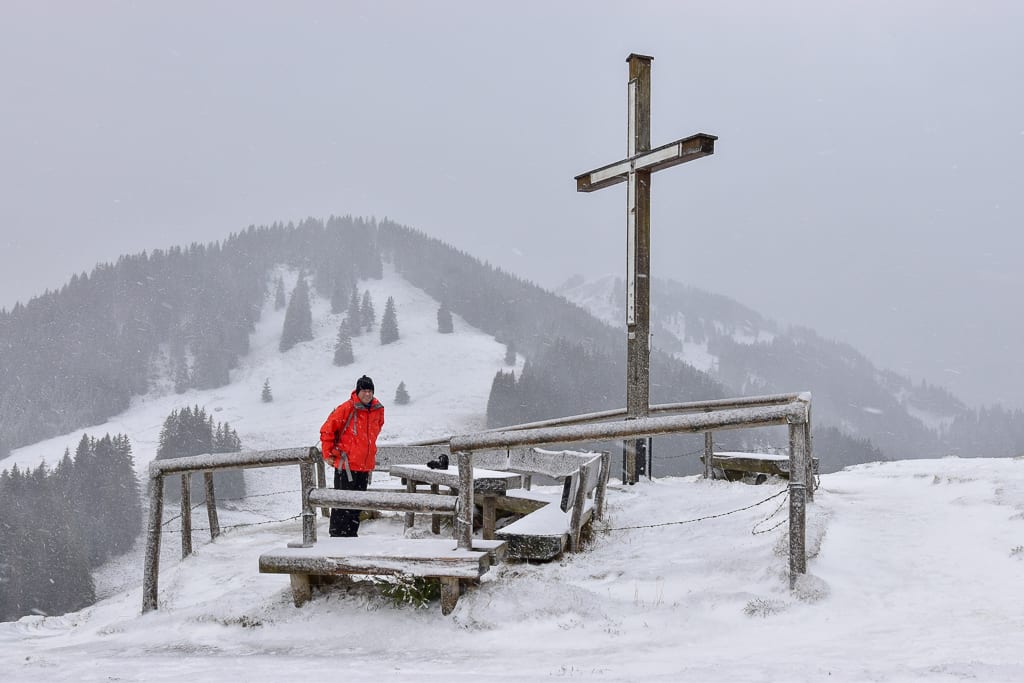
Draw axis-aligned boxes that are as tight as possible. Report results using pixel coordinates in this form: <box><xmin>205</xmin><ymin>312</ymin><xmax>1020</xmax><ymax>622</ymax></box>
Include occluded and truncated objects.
<box><xmin>3</xmin><ymin>218</ymin><xmax>1023</xmax><ymax>476</ymax></box>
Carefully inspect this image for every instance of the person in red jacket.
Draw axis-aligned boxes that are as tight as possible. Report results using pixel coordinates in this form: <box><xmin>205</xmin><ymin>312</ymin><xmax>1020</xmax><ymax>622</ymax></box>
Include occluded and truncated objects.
<box><xmin>320</xmin><ymin>375</ymin><xmax>385</xmax><ymax>537</ymax></box>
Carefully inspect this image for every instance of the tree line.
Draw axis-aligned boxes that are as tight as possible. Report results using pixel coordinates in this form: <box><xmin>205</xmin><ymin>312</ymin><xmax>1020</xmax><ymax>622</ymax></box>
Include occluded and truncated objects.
<box><xmin>0</xmin><ymin>434</ymin><xmax>141</xmax><ymax>622</ymax></box>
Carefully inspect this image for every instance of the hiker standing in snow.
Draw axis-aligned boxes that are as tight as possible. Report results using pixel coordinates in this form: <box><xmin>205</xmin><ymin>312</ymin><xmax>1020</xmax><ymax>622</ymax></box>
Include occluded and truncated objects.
<box><xmin>320</xmin><ymin>375</ymin><xmax>385</xmax><ymax>537</ymax></box>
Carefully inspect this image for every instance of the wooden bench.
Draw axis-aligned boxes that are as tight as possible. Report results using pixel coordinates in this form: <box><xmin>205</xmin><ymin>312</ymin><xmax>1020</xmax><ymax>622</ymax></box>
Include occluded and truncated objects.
<box><xmin>494</xmin><ymin>451</ymin><xmax>609</xmax><ymax>560</ymax></box>
<box><xmin>308</xmin><ymin>446</ymin><xmax>610</xmax><ymax>563</ymax></box>
<box><xmin>702</xmin><ymin>451</ymin><xmax>820</xmax><ymax>483</ymax></box>
<box><xmin>260</xmin><ymin>487</ymin><xmax>505</xmax><ymax>614</ymax></box>
<box><xmin>259</xmin><ymin>537</ymin><xmax>506</xmax><ymax>614</ymax></box>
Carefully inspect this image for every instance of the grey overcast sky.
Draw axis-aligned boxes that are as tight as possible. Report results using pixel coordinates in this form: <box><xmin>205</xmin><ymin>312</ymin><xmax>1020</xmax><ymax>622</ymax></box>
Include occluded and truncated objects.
<box><xmin>1</xmin><ymin>1</ymin><xmax>1022</xmax><ymax>408</ymax></box>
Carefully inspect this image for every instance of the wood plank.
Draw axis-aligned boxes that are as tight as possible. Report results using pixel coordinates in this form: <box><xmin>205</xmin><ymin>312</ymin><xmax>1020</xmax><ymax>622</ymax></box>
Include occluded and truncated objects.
<box><xmin>388</xmin><ymin>464</ymin><xmax>521</xmax><ymax>493</ymax></box>
<box><xmin>308</xmin><ymin>488</ymin><xmax>457</xmax><ymax>514</ymax></box>
<box><xmin>259</xmin><ymin>537</ymin><xmax>507</xmax><ymax>580</ymax></box>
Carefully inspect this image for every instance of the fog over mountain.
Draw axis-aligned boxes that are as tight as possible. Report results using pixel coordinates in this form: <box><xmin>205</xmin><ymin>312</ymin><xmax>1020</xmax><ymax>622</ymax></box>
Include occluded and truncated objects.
<box><xmin>2</xmin><ymin>2</ymin><xmax>1022</xmax><ymax>409</ymax></box>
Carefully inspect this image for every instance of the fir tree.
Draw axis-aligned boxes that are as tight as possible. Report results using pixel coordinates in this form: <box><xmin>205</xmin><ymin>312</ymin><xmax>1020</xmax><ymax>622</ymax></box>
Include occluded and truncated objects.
<box><xmin>330</xmin><ymin>278</ymin><xmax>348</xmax><ymax>314</ymax></box>
<box><xmin>360</xmin><ymin>290</ymin><xmax>376</xmax><ymax>331</ymax></box>
<box><xmin>347</xmin><ymin>288</ymin><xmax>362</xmax><ymax>338</ymax></box>
<box><xmin>334</xmin><ymin>320</ymin><xmax>355</xmax><ymax>366</ymax></box>
<box><xmin>274</xmin><ymin>276</ymin><xmax>286</xmax><ymax>310</ymax></box>
<box><xmin>279</xmin><ymin>276</ymin><xmax>313</xmax><ymax>351</ymax></box>
<box><xmin>380</xmin><ymin>296</ymin><xmax>399</xmax><ymax>345</ymax></box>
<box><xmin>155</xmin><ymin>406</ymin><xmax>245</xmax><ymax>503</ymax></box>
<box><xmin>395</xmin><ymin>381</ymin><xmax>410</xmax><ymax>405</ymax></box>
<box><xmin>504</xmin><ymin>341</ymin><xmax>517</xmax><ymax>366</ymax></box>
<box><xmin>261</xmin><ymin>379</ymin><xmax>273</xmax><ymax>403</ymax></box>
<box><xmin>437</xmin><ymin>301</ymin><xmax>454</xmax><ymax>333</ymax></box>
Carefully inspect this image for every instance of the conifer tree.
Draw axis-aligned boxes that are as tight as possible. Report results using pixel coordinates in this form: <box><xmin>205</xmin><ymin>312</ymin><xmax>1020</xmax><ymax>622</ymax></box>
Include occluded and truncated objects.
<box><xmin>347</xmin><ymin>288</ymin><xmax>362</xmax><ymax>338</ymax></box>
<box><xmin>437</xmin><ymin>301</ymin><xmax>454</xmax><ymax>333</ymax></box>
<box><xmin>330</xmin><ymin>278</ymin><xmax>348</xmax><ymax>314</ymax></box>
<box><xmin>360</xmin><ymin>290</ymin><xmax>376</xmax><ymax>331</ymax></box>
<box><xmin>504</xmin><ymin>341</ymin><xmax>517</xmax><ymax>366</ymax></box>
<box><xmin>334</xmin><ymin>320</ymin><xmax>354</xmax><ymax>366</ymax></box>
<box><xmin>380</xmin><ymin>296</ymin><xmax>399</xmax><ymax>345</ymax></box>
<box><xmin>155</xmin><ymin>406</ymin><xmax>244</xmax><ymax>503</ymax></box>
<box><xmin>274</xmin><ymin>276</ymin><xmax>286</xmax><ymax>310</ymax></box>
<box><xmin>261</xmin><ymin>379</ymin><xmax>273</xmax><ymax>403</ymax></box>
<box><xmin>395</xmin><ymin>381</ymin><xmax>410</xmax><ymax>405</ymax></box>
<box><xmin>279</xmin><ymin>276</ymin><xmax>313</xmax><ymax>351</ymax></box>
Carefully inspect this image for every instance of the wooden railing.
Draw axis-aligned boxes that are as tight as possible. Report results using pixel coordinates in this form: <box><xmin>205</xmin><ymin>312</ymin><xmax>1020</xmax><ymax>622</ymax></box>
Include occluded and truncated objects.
<box><xmin>142</xmin><ymin>392</ymin><xmax>813</xmax><ymax>613</ymax></box>
<box><xmin>446</xmin><ymin>392</ymin><xmax>813</xmax><ymax>587</ymax></box>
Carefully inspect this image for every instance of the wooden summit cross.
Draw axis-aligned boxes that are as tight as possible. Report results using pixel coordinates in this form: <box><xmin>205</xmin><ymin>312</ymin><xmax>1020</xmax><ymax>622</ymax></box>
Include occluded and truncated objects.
<box><xmin>575</xmin><ymin>53</ymin><xmax>717</xmax><ymax>484</ymax></box>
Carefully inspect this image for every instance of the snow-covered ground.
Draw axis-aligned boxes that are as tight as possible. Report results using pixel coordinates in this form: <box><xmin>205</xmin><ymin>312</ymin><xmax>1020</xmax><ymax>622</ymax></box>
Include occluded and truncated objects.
<box><xmin>3</xmin><ymin>268</ymin><xmax>1024</xmax><ymax>681</ymax></box>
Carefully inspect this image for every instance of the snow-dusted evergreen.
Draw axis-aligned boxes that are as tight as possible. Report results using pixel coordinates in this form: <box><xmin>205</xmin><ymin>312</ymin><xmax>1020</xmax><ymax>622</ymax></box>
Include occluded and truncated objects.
<box><xmin>380</xmin><ymin>296</ymin><xmax>399</xmax><ymax>345</ymax></box>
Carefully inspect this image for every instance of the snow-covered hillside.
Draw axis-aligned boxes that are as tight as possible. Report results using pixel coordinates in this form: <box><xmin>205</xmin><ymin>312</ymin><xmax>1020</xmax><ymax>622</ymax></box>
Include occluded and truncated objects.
<box><xmin>4</xmin><ymin>268</ymin><xmax>1024</xmax><ymax>681</ymax></box>
<box><xmin>2</xmin><ymin>455</ymin><xmax>1023</xmax><ymax>681</ymax></box>
<box><xmin>5</xmin><ymin>264</ymin><xmax>522</xmax><ymax>479</ymax></box>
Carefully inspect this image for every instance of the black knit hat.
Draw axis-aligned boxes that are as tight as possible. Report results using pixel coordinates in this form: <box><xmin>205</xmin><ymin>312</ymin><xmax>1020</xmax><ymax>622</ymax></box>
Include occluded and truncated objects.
<box><xmin>356</xmin><ymin>375</ymin><xmax>374</xmax><ymax>393</ymax></box>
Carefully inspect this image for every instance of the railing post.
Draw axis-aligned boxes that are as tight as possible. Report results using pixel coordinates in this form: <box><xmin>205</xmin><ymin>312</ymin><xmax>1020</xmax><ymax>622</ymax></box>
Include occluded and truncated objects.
<box><xmin>315</xmin><ymin>456</ymin><xmax>329</xmax><ymax>517</ymax></box>
<box><xmin>455</xmin><ymin>451</ymin><xmax>474</xmax><ymax>550</ymax></box>
<box><xmin>804</xmin><ymin>404</ymin><xmax>815</xmax><ymax>501</ymax></box>
<box><xmin>180</xmin><ymin>473</ymin><xmax>192</xmax><ymax>558</ymax></box>
<box><xmin>142</xmin><ymin>473</ymin><xmax>164</xmax><ymax>613</ymax></box>
<box><xmin>703</xmin><ymin>431</ymin><xmax>713</xmax><ymax>479</ymax></box>
<box><xmin>593</xmin><ymin>451</ymin><xmax>611</xmax><ymax>519</ymax></box>
<box><xmin>204</xmin><ymin>472</ymin><xmax>220</xmax><ymax>540</ymax></box>
<box><xmin>300</xmin><ymin>461</ymin><xmax>317</xmax><ymax>547</ymax></box>
<box><xmin>788</xmin><ymin>414</ymin><xmax>809</xmax><ymax>587</ymax></box>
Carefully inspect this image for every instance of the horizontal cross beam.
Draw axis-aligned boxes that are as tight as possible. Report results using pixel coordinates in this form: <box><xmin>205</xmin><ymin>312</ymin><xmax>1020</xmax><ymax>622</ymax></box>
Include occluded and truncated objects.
<box><xmin>574</xmin><ymin>132</ymin><xmax>717</xmax><ymax>193</ymax></box>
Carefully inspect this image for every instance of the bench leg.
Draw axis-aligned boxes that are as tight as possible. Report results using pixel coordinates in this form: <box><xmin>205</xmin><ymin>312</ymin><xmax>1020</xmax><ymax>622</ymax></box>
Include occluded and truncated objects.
<box><xmin>482</xmin><ymin>496</ymin><xmax>496</xmax><ymax>541</ymax></box>
<box><xmin>440</xmin><ymin>577</ymin><xmax>460</xmax><ymax>615</ymax></box>
<box><xmin>431</xmin><ymin>484</ymin><xmax>441</xmax><ymax>535</ymax></box>
<box><xmin>290</xmin><ymin>574</ymin><xmax>312</xmax><ymax>607</ymax></box>
<box><xmin>405</xmin><ymin>480</ymin><xmax>416</xmax><ymax>529</ymax></box>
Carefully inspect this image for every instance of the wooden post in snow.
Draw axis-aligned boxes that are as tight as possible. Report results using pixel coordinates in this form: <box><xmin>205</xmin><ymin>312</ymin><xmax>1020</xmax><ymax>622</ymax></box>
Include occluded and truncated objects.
<box><xmin>456</xmin><ymin>452</ymin><xmax>474</xmax><ymax>550</ymax></box>
<box><xmin>142</xmin><ymin>474</ymin><xmax>164</xmax><ymax>613</ymax></box>
<box><xmin>180</xmin><ymin>473</ymin><xmax>192</xmax><ymax>558</ymax></box>
<box><xmin>788</xmin><ymin>410</ymin><xmax>810</xmax><ymax>586</ymax></box>
<box><xmin>204</xmin><ymin>472</ymin><xmax>220</xmax><ymax>540</ymax></box>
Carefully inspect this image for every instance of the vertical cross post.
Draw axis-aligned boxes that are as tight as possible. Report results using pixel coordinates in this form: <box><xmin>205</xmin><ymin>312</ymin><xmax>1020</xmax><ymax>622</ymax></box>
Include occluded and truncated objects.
<box><xmin>575</xmin><ymin>54</ymin><xmax>717</xmax><ymax>484</ymax></box>
<box><xmin>625</xmin><ymin>55</ymin><xmax>652</xmax><ymax>485</ymax></box>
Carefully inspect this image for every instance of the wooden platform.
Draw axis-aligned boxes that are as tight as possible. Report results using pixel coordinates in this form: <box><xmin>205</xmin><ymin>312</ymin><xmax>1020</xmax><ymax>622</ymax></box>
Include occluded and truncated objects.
<box><xmin>259</xmin><ymin>537</ymin><xmax>506</xmax><ymax>614</ymax></box>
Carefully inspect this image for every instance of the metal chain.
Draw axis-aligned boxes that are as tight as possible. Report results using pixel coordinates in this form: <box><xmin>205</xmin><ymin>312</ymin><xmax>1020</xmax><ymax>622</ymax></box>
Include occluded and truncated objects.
<box><xmin>602</xmin><ymin>487</ymin><xmax>788</xmax><ymax>531</ymax></box>
<box><xmin>163</xmin><ymin>514</ymin><xmax>302</xmax><ymax>534</ymax></box>
<box><xmin>161</xmin><ymin>488</ymin><xmax>300</xmax><ymax>527</ymax></box>
<box><xmin>751</xmin><ymin>490</ymin><xmax>790</xmax><ymax>535</ymax></box>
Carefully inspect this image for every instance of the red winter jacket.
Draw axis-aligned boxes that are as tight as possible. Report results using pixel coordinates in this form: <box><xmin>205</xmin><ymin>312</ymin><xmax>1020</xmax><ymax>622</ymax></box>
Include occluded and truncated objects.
<box><xmin>320</xmin><ymin>391</ymin><xmax>385</xmax><ymax>472</ymax></box>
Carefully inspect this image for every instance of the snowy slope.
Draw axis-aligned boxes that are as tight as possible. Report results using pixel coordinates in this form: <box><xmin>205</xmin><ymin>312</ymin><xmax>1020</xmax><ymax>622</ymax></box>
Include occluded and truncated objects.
<box><xmin>3</xmin><ymin>268</ymin><xmax>1024</xmax><ymax>681</ymax></box>
<box><xmin>1</xmin><ymin>457</ymin><xmax>1023</xmax><ymax>681</ymax></box>
<box><xmin>5</xmin><ymin>264</ymin><xmax>522</xmax><ymax>478</ymax></box>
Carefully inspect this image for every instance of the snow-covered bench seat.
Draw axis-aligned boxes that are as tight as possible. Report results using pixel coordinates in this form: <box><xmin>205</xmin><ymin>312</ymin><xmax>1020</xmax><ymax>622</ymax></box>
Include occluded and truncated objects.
<box><xmin>494</xmin><ymin>452</ymin><xmax>609</xmax><ymax>561</ymax></box>
<box><xmin>259</xmin><ymin>537</ymin><xmax>506</xmax><ymax>614</ymax></box>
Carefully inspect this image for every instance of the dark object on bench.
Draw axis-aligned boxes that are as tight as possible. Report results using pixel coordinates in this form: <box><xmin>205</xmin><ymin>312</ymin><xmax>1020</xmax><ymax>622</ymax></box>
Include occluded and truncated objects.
<box><xmin>427</xmin><ymin>453</ymin><xmax>449</xmax><ymax>470</ymax></box>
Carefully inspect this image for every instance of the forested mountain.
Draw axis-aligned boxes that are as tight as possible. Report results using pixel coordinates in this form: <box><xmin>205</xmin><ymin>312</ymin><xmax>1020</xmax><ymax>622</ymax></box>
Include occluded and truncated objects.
<box><xmin>0</xmin><ymin>217</ymin><xmax>379</xmax><ymax>451</ymax></box>
<box><xmin>558</xmin><ymin>275</ymin><xmax>1024</xmax><ymax>468</ymax></box>
<box><xmin>3</xmin><ymin>216</ymin><xmax>1021</xmax><ymax>480</ymax></box>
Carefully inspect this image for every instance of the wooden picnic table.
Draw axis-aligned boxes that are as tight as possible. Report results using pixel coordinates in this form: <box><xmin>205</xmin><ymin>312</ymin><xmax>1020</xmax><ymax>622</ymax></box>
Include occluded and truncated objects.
<box><xmin>389</xmin><ymin>463</ymin><xmax>522</xmax><ymax>540</ymax></box>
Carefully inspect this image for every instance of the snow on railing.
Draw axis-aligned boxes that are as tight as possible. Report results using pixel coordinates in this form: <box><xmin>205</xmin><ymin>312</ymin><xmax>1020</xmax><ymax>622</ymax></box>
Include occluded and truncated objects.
<box><xmin>142</xmin><ymin>393</ymin><xmax>813</xmax><ymax>614</ymax></box>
